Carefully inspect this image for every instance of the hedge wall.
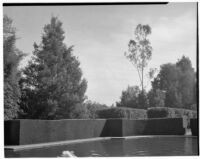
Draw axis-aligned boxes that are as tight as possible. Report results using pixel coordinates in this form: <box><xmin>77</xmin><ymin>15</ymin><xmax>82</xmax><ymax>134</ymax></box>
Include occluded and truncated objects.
<box><xmin>143</xmin><ymin>118</ymin><xmax>185</xmax><ymax>135</ymax></box>
<box><xmin>122</xmin><ymin>118</ymin><xmax>185</xmax><ymax>136</ymax></box>
<box><xmin>190</xmin><ymin>118</ymin><xmax>198</xmax><ymax>136</ymax></box>
<box><xmin>5</xmin><ymin>119</ymin><xmax>107</xmax><ymax>145</ymax></box>
<box><xmin>5</xmin><ymin>118</ymin><xmax>186</xmax><ymax>145</ymax></box>
<box><xmin>97</xmin><ymin>107</ymin><xmax>147</xmax><ymax>119</ymax></box>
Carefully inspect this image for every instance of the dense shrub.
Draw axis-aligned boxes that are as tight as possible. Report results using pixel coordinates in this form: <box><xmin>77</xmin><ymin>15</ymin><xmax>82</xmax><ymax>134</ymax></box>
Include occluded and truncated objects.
<box><xmin>84</xmin><ymin>101</ymin><xmax>108</xmax><ymax>119</ymax></box>
<box><xmin>116</xmin><ymin>86</ymin><xmax>148</xmax><ymax>109</ymax></box>
<box><xmin>190</xmin><ymin>104</ymin><xmax>197</xmax><ymax>110</ymax></box>
<box><xmin>68</xmin><ymin>104</ymin><xmax>90</xmax><ymax>119</ymax></box>
<box><xmin>97</xmin><ymin>107</ymin><xmax>147</xmax><ymax>119</ymax></box>
<box><xmin>148</xmin><ymin>89</ymin><xmax>166</xmax><ymax>107</ymax></box>
<box><xmin>147</xmin><ymin>107</ymin><xmax>169</xmax><ymax>118</ymax></box>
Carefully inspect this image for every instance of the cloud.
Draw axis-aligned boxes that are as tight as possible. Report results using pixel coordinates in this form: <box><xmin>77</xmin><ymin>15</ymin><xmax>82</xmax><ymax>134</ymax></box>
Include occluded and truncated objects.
<box><xmin>149</xmin><ymin>11</ymin><xmax>196</xmax><ymax>69</ymax></box>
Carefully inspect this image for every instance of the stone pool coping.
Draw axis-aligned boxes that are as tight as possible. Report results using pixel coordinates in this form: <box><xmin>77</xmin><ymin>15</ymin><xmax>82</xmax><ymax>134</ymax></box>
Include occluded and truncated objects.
<box><xmin>5</xmin><ymin>135</ymin><xmax>197</xmax><ymax>151</ymax></box>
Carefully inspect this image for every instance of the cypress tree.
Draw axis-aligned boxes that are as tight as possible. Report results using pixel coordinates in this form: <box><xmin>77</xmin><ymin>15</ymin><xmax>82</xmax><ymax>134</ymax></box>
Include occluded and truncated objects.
<box><xmin>20</xmin><ymin>17</ymin><xmax>87</xmax><ymax>119</ymax></box>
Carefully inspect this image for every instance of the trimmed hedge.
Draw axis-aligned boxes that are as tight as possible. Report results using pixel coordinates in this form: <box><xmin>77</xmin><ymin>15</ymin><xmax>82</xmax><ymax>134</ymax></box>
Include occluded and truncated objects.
<box><xmin>190</xmin><ymin>118</ymin><xmax>198</xmax><ymax>136</ymax></box>
<box><xmin>5</xmin><ymin>119</ymin><xmax>107</xmax><ymax>145</ymax></box>
<box><xmin>97</xmin><ymin>107</ymin><xmax>147</xmax><ymax>119</ymax></box>
<box><xmin>103</xmin><ymin>118</ymin><xmax>185</xmax><ymax>137</ymax></box>
<box><xmin>98</xmin><ymin>107</ymin><xmax>196</xmax><ymax>120</ymax></box>
<box><xmin>147</xmin><ymin>107</ymin><xmax>197</xmax><ymax>118</ymax></box>
<box><xmin>167</xmin><ymin>107</ymin><xmax>197</xmax><ymax>119</ymax></box>
<box><xmin>5</xmin><ymin>118</ymin><xmax>186</xmax><ymax>145</ymax></box>
<box><xmin>143</xmin><ymin>118</ymin><xmax>185</xmax><ymax>135</ymax></box>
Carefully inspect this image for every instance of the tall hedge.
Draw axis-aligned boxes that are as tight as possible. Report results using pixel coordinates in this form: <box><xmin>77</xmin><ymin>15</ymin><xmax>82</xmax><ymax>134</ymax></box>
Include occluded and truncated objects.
<box><xmin>97</xmin><ymin>107</ymin><xmax>147</xmax><ymax>119</ymax></box>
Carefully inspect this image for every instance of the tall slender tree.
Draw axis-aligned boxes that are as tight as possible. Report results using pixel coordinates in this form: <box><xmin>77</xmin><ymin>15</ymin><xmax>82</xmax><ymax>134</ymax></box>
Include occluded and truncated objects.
<box><xmin>20</xmin><ymin>17</ymin><xmax>87</xmax><ymax>119</ymax></box>
<box><xmin>125</xmin><ymin>24</ymin><xmax>152</xmax><ymax>108</ymax></box>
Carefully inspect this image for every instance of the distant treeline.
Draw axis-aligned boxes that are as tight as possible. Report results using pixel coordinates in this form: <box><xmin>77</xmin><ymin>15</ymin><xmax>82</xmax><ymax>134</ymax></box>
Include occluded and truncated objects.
<box><xmin>116</xmin><ymin>56</ymin><xmax>197</xmax><ymax>110</ymax></box>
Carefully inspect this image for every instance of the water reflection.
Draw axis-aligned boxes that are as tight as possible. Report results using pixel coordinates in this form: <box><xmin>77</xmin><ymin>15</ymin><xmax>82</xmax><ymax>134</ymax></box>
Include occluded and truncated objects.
<box><xmin>5</xmin><ymin>137</ymin><xmax>198</xmax><ymax>157</ymax></box>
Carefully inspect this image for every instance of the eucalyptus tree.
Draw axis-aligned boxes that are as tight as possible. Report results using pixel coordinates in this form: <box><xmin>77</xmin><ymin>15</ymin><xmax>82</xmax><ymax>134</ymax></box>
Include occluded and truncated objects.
<box><xmin>125</xmin><ymin>24</ymin><xmax>152</xmax><ymax>108</ymax></box>
<box><xmin>125</xmin><ymin>24</ymin><xmax>152</xmax><ymax>92</ymax></box>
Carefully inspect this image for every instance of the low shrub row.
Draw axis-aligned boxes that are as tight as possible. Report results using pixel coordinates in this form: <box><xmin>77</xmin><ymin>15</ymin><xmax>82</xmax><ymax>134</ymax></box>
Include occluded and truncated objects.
<box><xmin>97</xmin><ymin>107</ymin><xmax>147</xmax><ymax>119</ymax></box>
<box><xmin>147</xmin><ymin>107</ymin><xmax>197</xmax><ymax>128</ymax></box>
<box><xmin>97</xmin><ymin>107</ymin><xmax>197</xmax><ymax>121</ymax></box>
<box><xmin>147</xmin><ymin>107</ymin><xmax>197</xmax><ymax>118</ymax></box>
<box><xmin>147</xmin><ymin>107</ymin><xmax>168</xmax><ymax>118</ymax></box>
<box><xmin>167</xmin><ymin>107</ymin><xmax>197</xmax><ymax>119</ymax></box>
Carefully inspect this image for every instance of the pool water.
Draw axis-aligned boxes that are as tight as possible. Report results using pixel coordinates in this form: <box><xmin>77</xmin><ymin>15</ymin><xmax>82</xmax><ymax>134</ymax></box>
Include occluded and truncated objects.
<box><xmin>5</xmin><ymin>136</ymin><xmax>198</xmax><ymax>157</ymax></box>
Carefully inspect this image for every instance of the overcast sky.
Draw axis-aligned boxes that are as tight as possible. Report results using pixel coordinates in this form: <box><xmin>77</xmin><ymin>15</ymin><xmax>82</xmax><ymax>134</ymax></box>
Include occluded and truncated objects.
<box><xmin>4</xmin><ymin>3</ymin><xmax>197</xmax><ymax>106</ymax></box>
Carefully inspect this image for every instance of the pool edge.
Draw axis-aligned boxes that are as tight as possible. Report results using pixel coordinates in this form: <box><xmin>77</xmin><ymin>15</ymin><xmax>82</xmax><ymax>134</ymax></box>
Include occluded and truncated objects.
<box><xmin>5</xmin><ymin>135</ymin><xmax>197</xmax><ymax>151</ymax></box>
<box><xmin>5</xmin><ymin>137</ymin><xmax>112</xmax><ymax>151</ymax></box>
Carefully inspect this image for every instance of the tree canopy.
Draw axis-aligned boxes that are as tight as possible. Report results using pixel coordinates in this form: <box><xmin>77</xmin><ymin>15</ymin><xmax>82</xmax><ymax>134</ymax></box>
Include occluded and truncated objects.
<box><xmin>151</xmin><ymin>56</ymin><xmax>196</xmax><ymax>109</ymax></box>
<box><xmin>116</xmin><ymin>85</ymin><xmax>148</xmax><ymax>109</ymax></box>
<box><xmin>4</xmin><ymin>15</ymin><xmax>24</xmax><ymax>120</ymax></box>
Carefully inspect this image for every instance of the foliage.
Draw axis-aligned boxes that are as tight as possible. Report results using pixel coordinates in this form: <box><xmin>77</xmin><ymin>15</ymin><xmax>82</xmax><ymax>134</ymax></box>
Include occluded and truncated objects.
<box><xmin>4</xmin><ymin>15</ymin><xmax>24</xmax><ymax>120</ymax></box>
<box><xmin>68</xmin><ymin>103</ymin><xmax>89</xmax><ymax>119</ymax></box>
<box><xmin>176</xmin><ymin>56</ymin><xmax>196</xmax><ymax>109</ymax></box>
<box><xmin>116</xmin><ymin>86</ymin><xmax>140</xmax><ymax>108</ymax></box>
<box><xmin>147</xmin><ymin>107</ymin><xmax>169</xmax><ymax>118</ymax></box>
<box><xmin>20</xmin><ymin>17</ymin><xmax>87</xmax><ymax>119</ymax></box>
<box><xmin>117</xmin><ymin>86</ymin><xmax>148</xmax><ymax>109</ymax></box>
<box><xmin>137</xmin><ymin>90</ymin><xmax>149</xmax><ymax>109</ymax></box>
<box><xmin>151</xmin><ymin>56</ymin><xmax>196</xmax><ymax>109</ymax></box>
<box><xmin>84</xmin><ymin>100</ymin><xmax>108</xmax><ymax>119</ymax></box>
<box><xmin>125</xmin><ymin>24</ymin><xmax>152</xmax><ymax>92</ymax></box>
<box><xmin>190</xmin><ymin>104</ymin><xmax>197</xmax><ymax>110</ymax></box>
<box><xmin>97</xmin><ymin>107</ymin><xmax>147</xmax><ymax>119</ymax></box>
<box><xmin>148</xmin><ymin>89</ymin><xmax>166</xmax><ymax>107</ymax></box>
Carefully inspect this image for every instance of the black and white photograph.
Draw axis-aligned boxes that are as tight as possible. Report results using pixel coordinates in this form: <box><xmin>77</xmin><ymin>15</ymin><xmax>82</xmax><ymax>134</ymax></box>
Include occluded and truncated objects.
<box><xmin>3</xmin><ymin>1</ymin><xmax>199</xmax><ymax>158</ymax></box>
